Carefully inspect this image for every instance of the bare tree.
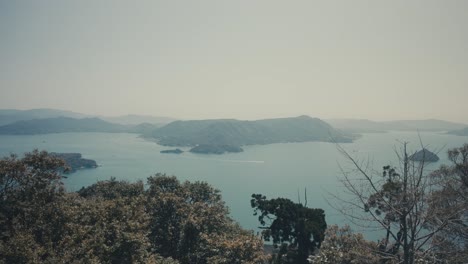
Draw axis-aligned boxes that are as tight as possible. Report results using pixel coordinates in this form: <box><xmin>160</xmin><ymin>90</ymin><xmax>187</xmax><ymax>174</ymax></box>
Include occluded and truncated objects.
<box><xmin>425</xmin><ymin>144</ymin><xmax>468</xmax><ymax>263</ymax></box>
<box><xmin>330</xmin><ymin>142</ymin><xmax>461</xmax><ymax>264</ymax></box>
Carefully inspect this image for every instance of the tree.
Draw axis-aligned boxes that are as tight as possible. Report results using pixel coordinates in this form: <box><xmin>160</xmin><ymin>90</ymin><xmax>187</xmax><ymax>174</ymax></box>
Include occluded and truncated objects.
<box><xmin>251</xmin><ymin>194</ymin><xmax>326</xmax><ymax>264</ymax></box>
<box><xmin>312</xmin><ymin>225</ymin><xmax>380</xmax><ymax>264</ymax></box>
<box><xmin>333</xmin><ymin>142</ymin><xmax>463</xmax><ymax>264</ymax></box>
<box><xmin>0</xmin><ymin>150</ymin><xmax>68</xmax><ymax>262</ymax></box>
<box><xmin>146</xmin><ymin>174</ymin><xmax>266</xmax><ymax>264</ymax></box>
<box><xmin>65</xmin><ymin>179</ymin><xmax>158</xmax><ymax>263</ymax></box>
<box><xmin>425</xmin><ymin>144</ymin><xmax>468</xmax><ymax>263</ymax></box>
<box><xmin>0</xmin><ymin>151</ymin><xmax>266</xmax><ymax>263</ymax></box>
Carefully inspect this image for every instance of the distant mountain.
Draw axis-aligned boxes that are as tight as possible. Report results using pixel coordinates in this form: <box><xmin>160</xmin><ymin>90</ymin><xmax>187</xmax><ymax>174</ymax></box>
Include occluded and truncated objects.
<box><xmin>151</xmin><ymin>115</ymin><xmax>352</xmax><ymax>147</ymax></box>
<box><xmin>327</xmin><ymin>118</ymin><xmax>467</xmax><ymax>133</ymax></box>
<box><xmin>447</xmin><ymin>127</ymin><xmax>468</xmax><ymax>136</ymax></box>
<box><xmin>0</xmin><ymin>109</ymin><xmax>177</xmax><ymax>127</ymax></box>
<box><xmin>0</xmin><ymin>108</ymin><xmax>87</xmax><ymax>126</ymax></box>
<box><xmin>101</xmin><ymin>114</ymin><xmax>176</xmax><ymax>125</ymax></box>
<box><xmin>0</xmin><ymin>117</ymin><xmax>129</xmax><ymax>135</ymax></box>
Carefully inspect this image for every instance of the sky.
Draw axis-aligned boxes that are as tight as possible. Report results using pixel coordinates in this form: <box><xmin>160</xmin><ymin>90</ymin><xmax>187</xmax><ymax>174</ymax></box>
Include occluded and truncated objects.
<box><xmin>1</xmin><ymin>0</ymin><xmax>468</xmax><ymax>122</ymax></box>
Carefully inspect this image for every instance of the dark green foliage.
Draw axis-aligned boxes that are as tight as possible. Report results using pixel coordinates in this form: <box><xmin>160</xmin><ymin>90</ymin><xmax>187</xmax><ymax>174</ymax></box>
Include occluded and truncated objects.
<box><xmin>251</xmin><ymin>194</ymin><xmax>327</xmax><ymax>264</ymax></box>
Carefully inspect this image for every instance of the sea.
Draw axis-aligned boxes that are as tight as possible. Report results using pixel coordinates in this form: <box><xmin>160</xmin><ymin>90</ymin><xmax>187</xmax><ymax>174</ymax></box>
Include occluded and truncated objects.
<box><xmin>0</xmin><ymin>131</ymin><xmax>466</xmax><ymax>239</ymax></box>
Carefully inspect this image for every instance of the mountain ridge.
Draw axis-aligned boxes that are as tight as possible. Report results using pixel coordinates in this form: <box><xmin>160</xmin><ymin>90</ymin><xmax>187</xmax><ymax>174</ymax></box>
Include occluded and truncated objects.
<box><xmin>0</xmin><ymin>108</ymin><xmax>176</xmax><ymax>126</ymax></box>
<box><xmin>0</xmin><ymin>117</ymin><xmax>128</xmax><ymax>135</ymax></box>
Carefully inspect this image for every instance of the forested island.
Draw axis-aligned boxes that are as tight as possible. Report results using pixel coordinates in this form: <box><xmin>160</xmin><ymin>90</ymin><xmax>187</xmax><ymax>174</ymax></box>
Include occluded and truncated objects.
<box><xmin>150</xmin><ymin>115</ymin><xmax>352</xmax><ymax>150</ymax></box>
<box><xmin>50</xmin><ymin>152</ymin><xmax>98</xmax><ymax>172</ymax></box>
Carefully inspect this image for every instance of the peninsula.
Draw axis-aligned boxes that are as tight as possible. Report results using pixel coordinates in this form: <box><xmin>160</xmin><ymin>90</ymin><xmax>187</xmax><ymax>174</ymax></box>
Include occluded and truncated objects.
<box><xmin>50</xmin><ymin>153</ymin><xmax>98</xmax><ymax>173</ymax></box>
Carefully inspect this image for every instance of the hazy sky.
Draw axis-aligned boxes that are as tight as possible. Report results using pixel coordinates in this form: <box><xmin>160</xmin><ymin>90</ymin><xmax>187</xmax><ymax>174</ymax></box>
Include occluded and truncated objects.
<box><xmin>1</xmin><ymin>0</ymin><xmax>468</xmax><ymax>122</ymax></box>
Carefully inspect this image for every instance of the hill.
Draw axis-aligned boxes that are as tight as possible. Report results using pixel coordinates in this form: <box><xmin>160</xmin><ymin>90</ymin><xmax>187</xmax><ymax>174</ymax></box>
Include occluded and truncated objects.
<box><xmin>327</xmin><ymin>118</ymin><xmax>467</xmax><ymax>133</ymax></box>
<box><xmin>447</xmin><ymin>127</ymin><xmax>468</xmax><ymax>136</ymax></box>
<box><xmin>0</xmin><ymin>108</ymin><xmax>87</xmax><ymax>126</ymax></box>
<box><xmin>151</xmin><ymin>115</ymin><xmax>352</xmax><ymax>147</ymax></box>
<box><xmin>0</xmin><ymin>117</ymin><xmax>129</xmax><ymax>135</ymax></box>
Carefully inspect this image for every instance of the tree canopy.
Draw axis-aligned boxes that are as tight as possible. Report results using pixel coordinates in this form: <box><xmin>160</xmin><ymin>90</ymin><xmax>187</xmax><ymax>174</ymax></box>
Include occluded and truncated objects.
<box><xmin>251</xmin><ymin>194</ymin><xmax>326</xmax><ymax>264</ymax></box>
<box><xmin>333</xmin><ymin>143</ymin><xmax>468</xmax><ymax>264</ymax></box>
<box><xmin>0</xmin><ymin>150</ymin><xmax>266</xmax><ymax>264</ymax></box>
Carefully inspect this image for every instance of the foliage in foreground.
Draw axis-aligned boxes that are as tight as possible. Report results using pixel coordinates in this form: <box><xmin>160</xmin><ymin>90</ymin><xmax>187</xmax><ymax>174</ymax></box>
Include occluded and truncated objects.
<box><xmin>333</xmin><ymin>143</ymin><xmax>468</xmax><ymax>264</ymax></box>
<box><xmin>2</xmin><ymin>143</ymin><xmax>467</xmax><ymax>264</ymax></box>
<box><xmin>312</xmin><ymin>225</ymin><xmax>380</xmax><ymax>264</ymax></box>
<box><xmin>251</xmin><ymin>194</ymin><xmax>327</xmax><ymax>264</ymax></box>
<box><xmin>0</xmin><ymin>150</ymin><xmax>266</xmax><ymax>264</ymax></box>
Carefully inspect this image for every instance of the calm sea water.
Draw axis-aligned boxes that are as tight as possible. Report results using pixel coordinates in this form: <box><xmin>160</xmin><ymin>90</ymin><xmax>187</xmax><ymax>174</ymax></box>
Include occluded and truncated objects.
<box><xmin>0</xmin><ymin>131</ymin><xmax>466</xmax><ymax>238</ymax></box>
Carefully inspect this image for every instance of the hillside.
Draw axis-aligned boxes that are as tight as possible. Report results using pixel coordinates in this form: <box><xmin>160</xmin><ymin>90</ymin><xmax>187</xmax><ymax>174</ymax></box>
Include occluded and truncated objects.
<box><xmin>151</xmin><ymin>115</ymin><xmax>352</xmax><ymax>147</ymax></box>
<box><xmin>327</xmin><ymin>118</ymin><xmax>467</xmax><ymax>133</ymax></box>
<box><xmin>0</xmin><ymin>117</ymin><xmax>129</xmax><ymax>135</ymax></box>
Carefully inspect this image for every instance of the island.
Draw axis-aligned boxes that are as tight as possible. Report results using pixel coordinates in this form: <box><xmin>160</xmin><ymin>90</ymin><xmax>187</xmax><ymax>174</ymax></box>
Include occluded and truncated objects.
<box><xmin>149</xmin><ymin>116</ymin><xmax>353</xmax><ymax>152</ymax></box>
<box><xmin>189</xmin><ymin>144</ymin><xmax>244</xmax><ymax>154</ymax></box>
<box><xmin>409</xmin><ymin>149</ymin><xmax>439</xmax><ymax>162</ymax></box>
<box><xmin>160</xmin><ymin>149</ymin><xmax>184</xmax><ymax>154</ymax></box>
<box><xmin>50</xmin><ymin>153</ymin><xmax>98</xmax><ymax>173</ymax></box>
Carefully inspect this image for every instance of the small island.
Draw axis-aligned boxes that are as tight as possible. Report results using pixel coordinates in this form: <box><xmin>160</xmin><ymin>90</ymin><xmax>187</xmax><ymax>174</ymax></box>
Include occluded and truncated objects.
<box><xmin>189</xmin><ymin>144</ymin><xmax>244</xmax><ymax>155</ymax></box>
<box><xmin>409</xmin><ymin>149</ymin><xmax>439</xmax><ymax>162</ymax></box>
<box><xmin>160</xmin><ymin>148</ymin><xmax>184</xmax><ymax>154</ymax></box>
<box><xmin>50</xmin><ymin>153</ymin><xmax>98</xmax><ymax>173</ymax></box>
